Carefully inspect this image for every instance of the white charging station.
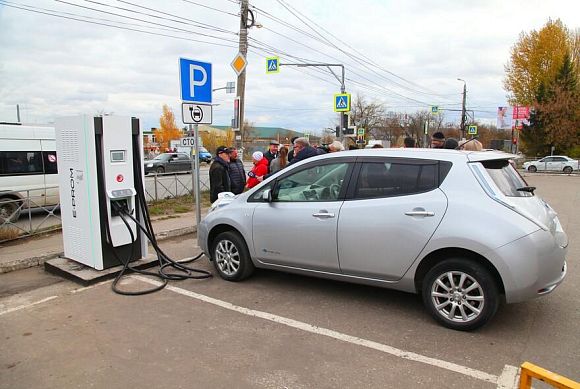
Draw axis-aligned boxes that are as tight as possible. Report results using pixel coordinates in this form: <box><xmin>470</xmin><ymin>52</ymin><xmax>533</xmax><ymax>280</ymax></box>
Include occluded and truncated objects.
<box><xmin>56</xmin><ymin>115</ymin><xmax>148</xmax><ymax>270</ymax></box>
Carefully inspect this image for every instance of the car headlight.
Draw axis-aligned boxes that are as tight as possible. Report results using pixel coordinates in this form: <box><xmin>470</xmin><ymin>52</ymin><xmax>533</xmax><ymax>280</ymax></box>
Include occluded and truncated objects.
<box><xmin>147</xmin><ymin>163</ymin><xmax>154</xmax><ymax>167</ymax></box>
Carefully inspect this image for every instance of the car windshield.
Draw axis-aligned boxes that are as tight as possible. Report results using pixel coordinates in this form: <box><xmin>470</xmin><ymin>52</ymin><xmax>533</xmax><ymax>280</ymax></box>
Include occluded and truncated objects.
<box><xmin>482</xmin><ymin>159</ymin><xmax>532</xmax><ymax>197</ymax></box>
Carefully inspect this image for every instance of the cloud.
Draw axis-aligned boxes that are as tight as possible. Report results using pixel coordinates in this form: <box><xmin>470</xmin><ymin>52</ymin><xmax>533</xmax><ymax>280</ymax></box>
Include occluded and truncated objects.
<box><xmin>0</xmin><ymin>0</ymin><xmax>578</xmax><ymax>130</ymax></box>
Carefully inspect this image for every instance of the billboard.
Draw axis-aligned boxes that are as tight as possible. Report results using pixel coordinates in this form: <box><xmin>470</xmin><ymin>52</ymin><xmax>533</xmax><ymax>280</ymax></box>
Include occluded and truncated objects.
<box><xmin>497</xmin><ymin>107</ymin><xmax>512</xmax><ymax>130</ymax></box>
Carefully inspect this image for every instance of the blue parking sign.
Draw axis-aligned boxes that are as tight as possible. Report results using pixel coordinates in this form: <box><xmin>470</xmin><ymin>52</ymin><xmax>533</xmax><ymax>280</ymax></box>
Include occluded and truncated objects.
<box><xmin>179</xmin><ymin>58</ymin><xmax>212</xmax><ymax>103</ymax></box>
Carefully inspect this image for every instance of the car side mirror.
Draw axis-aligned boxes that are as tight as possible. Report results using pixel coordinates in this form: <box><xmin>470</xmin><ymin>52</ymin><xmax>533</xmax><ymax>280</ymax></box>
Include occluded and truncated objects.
<box><xmin>262</xmin><ymin>189</ymin><xmax>273</xmax><ymax>203</ymax></box>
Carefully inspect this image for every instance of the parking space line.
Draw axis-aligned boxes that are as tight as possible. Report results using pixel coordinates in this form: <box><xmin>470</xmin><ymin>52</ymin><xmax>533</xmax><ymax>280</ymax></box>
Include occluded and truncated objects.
<box><xmin>497</xmin><ymin>365</ymin><xmax>520</xmax><ymax>389</ymax></box>
<box><xmin>0</xmin><ymin>296</ymin><xmax>58</xmax><ymax>316</ymax></box>
<box><xmin>132</xmin><ymin>275</ymin><xmax>502</xmax><ymax>385</ymax></box>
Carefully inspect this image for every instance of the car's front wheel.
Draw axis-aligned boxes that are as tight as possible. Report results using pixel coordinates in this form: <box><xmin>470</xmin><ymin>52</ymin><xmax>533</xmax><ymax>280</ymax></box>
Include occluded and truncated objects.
<box><xmin>563</xmin><ymin>166</ymin><xmax>573</xmax><ymax>174</ymax></box>
<box><xmin>0</xmin><ymin>198</ymin><xmax>21</xmax><ymax>223</ymax></box>
<box><xmin>211</xmin><ymin>231</ymin><xmax>254</xmax><ymax>281</ymax></box>
<box><xmin>422</xmin><ymin>259</ymin><xmax>499</xmax><ymax>331</ymax></box>
<box><xmin>528</xmin><ymin>165</ymin><xmax>537</xmax><ymax>173</ymax></box>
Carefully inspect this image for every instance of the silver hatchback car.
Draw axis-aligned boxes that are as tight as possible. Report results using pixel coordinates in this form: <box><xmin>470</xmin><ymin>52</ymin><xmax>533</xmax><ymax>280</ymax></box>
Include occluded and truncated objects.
<box><xmin>198</xmin><ymin>149</ymin><xmax>567</xmax><ymax>330</ymax></box>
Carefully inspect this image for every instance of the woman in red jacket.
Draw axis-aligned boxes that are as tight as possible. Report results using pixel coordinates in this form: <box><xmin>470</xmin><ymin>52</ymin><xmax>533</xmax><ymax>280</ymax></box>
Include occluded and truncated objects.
<box><xmin>246</xmin><ymin>151</ymin><xmax>269</xmax><ymax>189</ymax></box>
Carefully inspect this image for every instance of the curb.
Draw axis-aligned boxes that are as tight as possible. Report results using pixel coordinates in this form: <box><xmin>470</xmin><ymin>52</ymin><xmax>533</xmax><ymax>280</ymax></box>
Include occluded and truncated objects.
<box><xmin>0</xmin><ymin>225</ymin><xmax>197</xmax><ymax>274</ymax></box>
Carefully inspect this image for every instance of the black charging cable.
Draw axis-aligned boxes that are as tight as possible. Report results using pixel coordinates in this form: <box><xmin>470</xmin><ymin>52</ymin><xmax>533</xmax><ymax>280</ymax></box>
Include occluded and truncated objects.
<box><xmin>95</xmin><ymin>129</ymin><xmax>212</xmax><ymax>296</ymax></box>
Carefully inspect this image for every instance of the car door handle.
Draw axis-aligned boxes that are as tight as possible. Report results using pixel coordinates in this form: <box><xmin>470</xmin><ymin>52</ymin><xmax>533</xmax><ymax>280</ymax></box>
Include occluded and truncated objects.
<box><xmin>405</xmin><ymin>211</ymin><xmax>435</xmax><ymax>217</ymax></box>
<box><xmin>312</xmin><ymin>212</ymin><xmax>335</xmax><ymax>218</ymax></box>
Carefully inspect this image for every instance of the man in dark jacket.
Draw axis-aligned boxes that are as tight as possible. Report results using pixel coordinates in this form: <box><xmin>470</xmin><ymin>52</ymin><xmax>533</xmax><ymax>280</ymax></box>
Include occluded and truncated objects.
<box><xmin>227</xmin><ymin>148</ymin><xmax>246</xmax><ymax>194</ymax></box>
<box><xmin>209</xmin><ymin>146</ymin><xmax>231</xmax><ymax>202</ymax></box>
<box><xmin>288</xmin><ymin>137</ymin><xmax>324</xmax><ymax>166</ymax></box>
<box><xmin>287</xmin><ymin>136</ymin><xmax>299</xmax><ymax>162</ymax></box>
<box><xmin>263</xmin><ymin>140</ymin><xmax>279</xmax><ymax>172</ymax></box>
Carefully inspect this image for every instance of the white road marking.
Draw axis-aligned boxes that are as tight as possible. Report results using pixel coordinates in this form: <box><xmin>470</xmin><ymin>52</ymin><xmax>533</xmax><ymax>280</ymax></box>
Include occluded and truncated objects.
<box><xmin>0</xmin><ymin>296</ymin><xmax>58</xmax><ymax>316</ymax></box>
<box><xmin>70</xmin><ymin>280</ymin><xmax>113</xmax><ymax>294</ymax></box>
<box><xmin>496</xmin><ymin>365</ymin><xmax>520</xmax><ymax>389</ymax></box>
<box><xmin>132</xmin><ymin>275</ymin><xmax>503</xmax><ymax>384</ymax></box>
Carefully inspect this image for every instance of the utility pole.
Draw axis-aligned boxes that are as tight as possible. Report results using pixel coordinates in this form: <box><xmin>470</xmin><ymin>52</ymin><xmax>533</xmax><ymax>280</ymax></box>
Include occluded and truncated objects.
<box><xmin>458</xmin><ymin>78</ymin><xmax>467</xmax><ymax>139</ymax></box>
<box><xmin>236</xmin><ymin>0</ymin><xmax>249</xmax><ymax>152</ymax></box>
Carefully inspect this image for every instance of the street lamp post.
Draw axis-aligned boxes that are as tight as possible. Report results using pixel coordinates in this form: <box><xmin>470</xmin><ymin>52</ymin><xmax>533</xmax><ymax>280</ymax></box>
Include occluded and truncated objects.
<box><xmin>457</xmin><ymin>78</ymin><xmax>467</xmax><ymax>139</ymax></box>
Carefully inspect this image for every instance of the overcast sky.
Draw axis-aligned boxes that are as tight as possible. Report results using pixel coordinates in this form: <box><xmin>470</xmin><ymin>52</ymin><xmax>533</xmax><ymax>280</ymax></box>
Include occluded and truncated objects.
<box><xmin>0</xmin><ymin>0</ymin><xmax>578</xmax><ymax>133</ymax></box>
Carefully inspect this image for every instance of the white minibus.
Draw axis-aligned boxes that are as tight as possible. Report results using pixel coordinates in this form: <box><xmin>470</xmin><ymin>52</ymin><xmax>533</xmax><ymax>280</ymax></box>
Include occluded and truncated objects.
<box><xmin>0</xmin><ymin>123</ymin><xmax>58</xmax><ymax>222</ymax></box>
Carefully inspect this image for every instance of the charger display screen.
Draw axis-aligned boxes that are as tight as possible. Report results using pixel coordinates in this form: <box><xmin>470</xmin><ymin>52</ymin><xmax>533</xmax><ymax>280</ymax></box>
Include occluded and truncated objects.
<box><xmin>110</xmin><ymin>150</ymin><xmax>126</xmax><ymax>162</ymax></box>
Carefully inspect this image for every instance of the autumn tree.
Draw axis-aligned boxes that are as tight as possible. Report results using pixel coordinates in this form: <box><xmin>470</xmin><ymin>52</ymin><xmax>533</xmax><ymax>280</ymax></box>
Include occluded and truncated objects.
<box><xmin>504</xmin><ymin>19</ymin><xmax>577</xmax><ymax>105</ymax></box>
<box><xmin>200</xmin><ymin>129</ymin><xmax>235</xmax><ymax>154</ymax></box>
<box><xmin>537</xmin><ymin>53</ymin><xmax>580</xmax><ymax>153</ymax></box>
<box><xmin>155</xmin><ymin>105</ymin><xmax>183</xmax><ymax>150</ymax></box>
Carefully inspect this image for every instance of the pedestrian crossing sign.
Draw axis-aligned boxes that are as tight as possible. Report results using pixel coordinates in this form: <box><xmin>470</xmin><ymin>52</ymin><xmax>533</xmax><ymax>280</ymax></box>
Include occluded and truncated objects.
<box><xmin>266</xmin><ymin>57</ymin><xmax>280</xmax><ymax>74</ymax></box>
<box><xmin>334</xmin><ymin>93</ymin><xmax>351</xmax><ymax>112</ymax></box>
<box><xmin>468</xmin><ymin>125</ymin><xmax>478</xmax><ymax>135</ymax></box>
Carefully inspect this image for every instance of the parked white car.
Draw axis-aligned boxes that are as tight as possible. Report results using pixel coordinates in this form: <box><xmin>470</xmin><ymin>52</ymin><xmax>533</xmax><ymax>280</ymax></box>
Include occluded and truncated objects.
<box><xmin>523</xmin><ymin>155</ymin><xmax>579</xmax><ymax>173</ymax></box>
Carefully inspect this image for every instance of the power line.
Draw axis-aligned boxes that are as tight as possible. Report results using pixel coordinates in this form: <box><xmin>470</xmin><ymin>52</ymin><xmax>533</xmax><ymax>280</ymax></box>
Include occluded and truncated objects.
<box><xmin>180</xmin><ymin>0</ymin><xmax>239</xmax><ymax>16</ymax></box>
<box><xmin>52</xmin><ymin>0</ymin><xmax>238</xmax><ymax>42</ymax></box>
<box><xmin>0</xmin><ymin>1</ymin><xmax>238</xmax><ymax>47</ymax></box>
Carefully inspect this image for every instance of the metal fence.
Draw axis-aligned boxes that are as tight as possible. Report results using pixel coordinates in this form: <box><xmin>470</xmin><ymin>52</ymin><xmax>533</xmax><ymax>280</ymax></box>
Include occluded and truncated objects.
<box><xmin>0</xmin><ymin>172</ymin><xmax>211</xmax><ymax>243</ymax></box>
<box><xmin>0</xmin><ymin>186</ymin><xmax>62</xmax><ymax>242</ymax></box>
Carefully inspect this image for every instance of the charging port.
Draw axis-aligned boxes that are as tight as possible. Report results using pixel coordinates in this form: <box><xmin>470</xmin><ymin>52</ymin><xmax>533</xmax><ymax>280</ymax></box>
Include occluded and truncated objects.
<box><xmin>111</xmin><ymin>198</ymin><xmax>130</xmax><ymax>216</ymax></box>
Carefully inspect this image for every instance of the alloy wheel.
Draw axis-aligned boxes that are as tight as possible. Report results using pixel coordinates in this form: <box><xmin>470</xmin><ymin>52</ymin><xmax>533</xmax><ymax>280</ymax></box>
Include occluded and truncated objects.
<box><xmin>431</xmin><ymin>271</ymin><xmax>485</xmax><ymax>323</ymax></box>
<box><xmin>215</xmin><ymin>239</ymin><xmax>240</xmax><ymax>276</ymax></box>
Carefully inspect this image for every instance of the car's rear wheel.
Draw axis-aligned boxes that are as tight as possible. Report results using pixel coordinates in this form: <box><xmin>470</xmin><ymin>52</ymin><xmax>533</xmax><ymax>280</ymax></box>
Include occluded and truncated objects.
<box><xmin>422</xmin><ymin>259</ymin><xmax>499</xmax><ymax>331</ymax></box>
<box><xmin>156</xmin><ymin>166</ymin><xmax>165</xmax><ymax>174</ymax></box>
<box><xmin>528</xmin><ymin>165</ymin><xmax>537</xmax><ymax>173</ymax></box>
<box><xmin>563</xmin><ymin>166</ymin><xmax>573</xmax><ymax>174</ymax></box>
<box><xmin>211</xmin><ymin>231</ymin><xmax>254</xmax><ymax>281</ymax></box>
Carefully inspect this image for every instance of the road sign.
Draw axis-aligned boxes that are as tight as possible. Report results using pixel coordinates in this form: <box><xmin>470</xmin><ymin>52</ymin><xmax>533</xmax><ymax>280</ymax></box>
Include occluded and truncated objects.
<box><xmin>266</xmin><ymin>57</ymin><xmax>280</xmax><ymax>73</ymax></box>
<box><xmin>431</xmin><ymin>106</ymin><xmax>439</xmax><ymax>114</ymax></box>
<box><xmin>179</xmin><ymin>58</ymin><xmax>212</xmax><ymax>104</ymax></box>
<box><xmin>180</xmin><ymin>137</ymin><xmax>197</xmax><ymax>147</ymax></box>
<box><xmin>357</xmin><ymin>128</ymin><xmax>365</xmax><ymax>136</ymax></box>
<box><xmin>356</xmin><ymin>135</ymin><xmax>365</xmax><ymax>144</ymax></box>
<box><xmin>468</xmin><ymin>125</ymin><xmax>478</xmax><ymax>135</ymax></box>
<box><xmin>334</xmin><ymin>93</ymin><xmax>351</xmax><ymax>112</ymax></box>
<box><xmin>231</xmin><ymin>52</ymin><xmax>247</xmax><ymax>76</ymax></box>
<box><xmin>182</xmin><ymin>103</ymin><xmax>213</xmax><ymax>124</ymax></box>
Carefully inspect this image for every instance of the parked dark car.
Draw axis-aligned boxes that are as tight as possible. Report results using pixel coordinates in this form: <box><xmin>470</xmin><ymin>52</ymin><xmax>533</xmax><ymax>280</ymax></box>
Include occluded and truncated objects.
<box><xmin>144</xmin><ymin>153</ymin><xmax>192</xmax><ymax>175</ymax></box>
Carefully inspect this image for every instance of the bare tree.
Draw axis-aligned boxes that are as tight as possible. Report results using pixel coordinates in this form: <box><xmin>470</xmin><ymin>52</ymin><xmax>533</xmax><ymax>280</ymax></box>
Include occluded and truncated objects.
<box><xmin>350</xmin><ymin>94</ymin><xmax>385</xmax><ymax>134</ymax></box>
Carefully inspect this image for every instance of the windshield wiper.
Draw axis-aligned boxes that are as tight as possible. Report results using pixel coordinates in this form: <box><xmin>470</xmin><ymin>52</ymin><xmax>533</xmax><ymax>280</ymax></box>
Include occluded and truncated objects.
<box><xmin>517</xmin><ymin>186</ymin><xmax>536</xmax><ymax>193</ymax></box>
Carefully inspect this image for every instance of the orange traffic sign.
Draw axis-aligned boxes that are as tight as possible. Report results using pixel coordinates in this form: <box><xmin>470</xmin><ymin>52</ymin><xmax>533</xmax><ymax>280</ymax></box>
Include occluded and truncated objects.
<box><xmin>231</xmin><ymin>53</ymin><xmax>247</xmax><ymax>76</ymax></box>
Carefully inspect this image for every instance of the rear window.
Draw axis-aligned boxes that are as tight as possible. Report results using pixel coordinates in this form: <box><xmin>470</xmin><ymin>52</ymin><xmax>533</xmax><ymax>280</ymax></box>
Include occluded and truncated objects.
<box><xmin>481</xmin><ymin>159</ymin><xmax>532</xmax><ymax>197</ymax></box>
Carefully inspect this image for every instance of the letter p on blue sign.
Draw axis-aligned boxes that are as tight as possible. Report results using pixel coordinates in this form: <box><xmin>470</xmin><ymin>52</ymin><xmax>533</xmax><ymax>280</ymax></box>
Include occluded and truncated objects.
<box><xmin>179</xmin><ymin>58</ymin><xmax>212</xmax><ymax>104</ymax></box>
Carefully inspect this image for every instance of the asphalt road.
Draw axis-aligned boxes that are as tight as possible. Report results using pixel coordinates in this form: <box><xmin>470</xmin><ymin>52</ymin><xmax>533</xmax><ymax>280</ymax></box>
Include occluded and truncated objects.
<box><xmin>1</xmin><ymin>175</ymin><xmax>578</xmax><ymax>389</ymax></box>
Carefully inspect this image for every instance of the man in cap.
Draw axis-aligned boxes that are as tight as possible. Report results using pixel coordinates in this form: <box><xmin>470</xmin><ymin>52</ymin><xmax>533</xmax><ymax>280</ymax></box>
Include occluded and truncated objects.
<box><xmin>263</xmin><ymin>140</ymin><xmax>279</xmax><ymax>172</ymax></box>
<box><xmin>209</xmin><ymin>146</ymin><xmax>231</xmax><ymax>202</ymax></box>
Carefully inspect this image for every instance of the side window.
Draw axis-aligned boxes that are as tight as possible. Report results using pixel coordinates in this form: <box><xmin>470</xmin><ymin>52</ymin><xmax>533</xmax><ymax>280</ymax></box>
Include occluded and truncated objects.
<box><xmin>354</xmin><ymin>161</ymin><xmax>438</xmax><ymax>199</ymax></box>
<box><xmin>42</xmin><ymin>152</ymin><xmax>58</xmax><ymax>174</ymax></box>
<box><xmin>553</xmin><ymin>157</ymin><xmax>566</xmax><ymax>162</ymax></box>
<box><xmin>178</xmin><ymin>154</ymin><xmax>190</xmax><ymax>161</ymax></box>
<box><xmin>275</xmin><ymin>162</ymin><xmax>350</xmax><ymax>202</ymax></box>
<box><xmin>0</xmin><ymin>151</ymin><xmax>43</xmax><ymax>175</ymax></box>
<box><xmin>542</xmin><ymin>157</ymin><xmax>553</xmax><ymax>162</ymax></box>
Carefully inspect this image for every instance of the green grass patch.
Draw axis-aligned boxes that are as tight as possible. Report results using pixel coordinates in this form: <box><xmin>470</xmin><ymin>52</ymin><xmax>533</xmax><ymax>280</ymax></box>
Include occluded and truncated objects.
<box><xmin>146</xmin><ymin>191</ymin><xmax>212</xmax><ymax>216</ymax></box>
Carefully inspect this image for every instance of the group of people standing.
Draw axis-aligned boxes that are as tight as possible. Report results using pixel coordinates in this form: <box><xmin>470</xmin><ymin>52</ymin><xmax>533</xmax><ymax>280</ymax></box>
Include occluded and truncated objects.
<box><xmin>209</xmin><ymin>133</ymin><xmax>482</xmax><ymax>202</ymax></box>
<box><xmin>209</xmin><ymin>137</ymin><xmax>344</xmax><ymax>202</ymax></box>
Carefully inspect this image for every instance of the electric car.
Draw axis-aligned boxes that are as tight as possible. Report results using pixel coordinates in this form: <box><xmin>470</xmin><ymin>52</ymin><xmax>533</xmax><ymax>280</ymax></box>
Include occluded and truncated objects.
<box><xmin>198</xmin><ymin>149</ymin><xmax>568</xmax><ymax>331</ymax></box>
